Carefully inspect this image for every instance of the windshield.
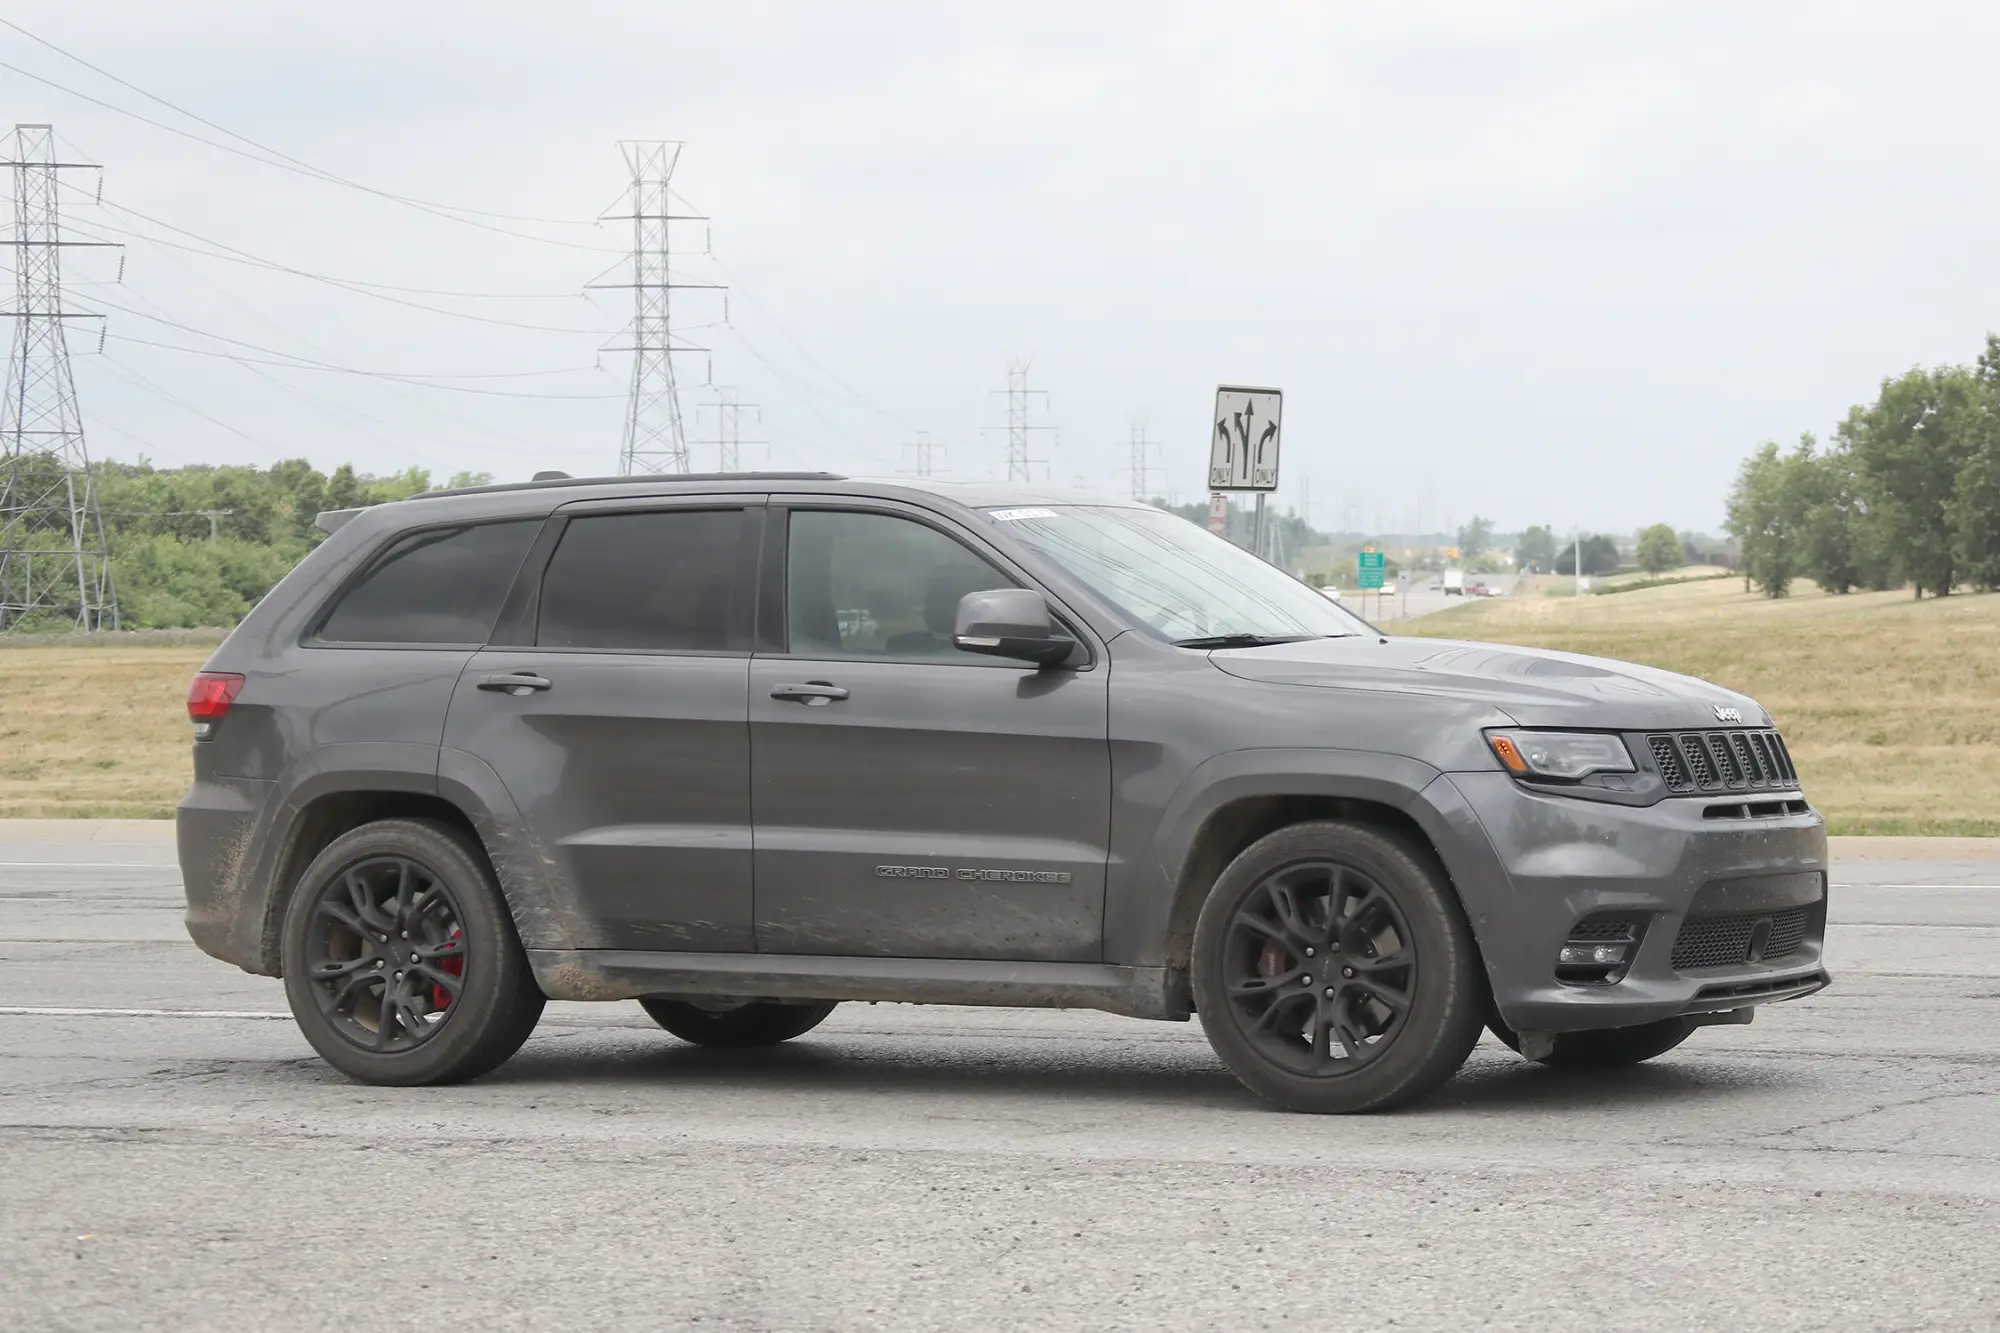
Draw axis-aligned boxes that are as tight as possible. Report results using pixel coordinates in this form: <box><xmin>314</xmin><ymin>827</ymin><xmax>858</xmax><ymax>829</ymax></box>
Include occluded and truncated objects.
<box><xmin>990</xmin><ymin>504</ymin><xmax>1370</xmax><ymax>643</ymax></box>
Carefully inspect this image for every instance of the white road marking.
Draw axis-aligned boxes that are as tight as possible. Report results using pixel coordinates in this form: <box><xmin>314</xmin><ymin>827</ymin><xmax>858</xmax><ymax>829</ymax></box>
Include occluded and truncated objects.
<box><xmin>1833</xmin><ymin>883</ymin><xmax>2000</xmax><ymax>890</ymax></box>
<box><xmin>0</xmin><ymin>862</ymin><xmax>177</xmax><ymax>869</ymax></box>
<box><xmin>0</xmin><ymin>1006</ymin><xmax>290</xmax><ymax>1020</ymax></box>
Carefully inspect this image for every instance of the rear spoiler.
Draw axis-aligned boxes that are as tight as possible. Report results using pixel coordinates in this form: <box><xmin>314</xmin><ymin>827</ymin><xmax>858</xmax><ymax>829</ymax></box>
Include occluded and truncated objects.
<box><xmin>314</xmin><ymin>508</ymin><xmax>363</xmax><ymax>535</ymax></box>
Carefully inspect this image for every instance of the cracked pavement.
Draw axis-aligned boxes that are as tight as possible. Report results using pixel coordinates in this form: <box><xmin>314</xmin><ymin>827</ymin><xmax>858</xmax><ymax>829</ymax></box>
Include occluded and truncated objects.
<box><xmin>1</xmin><ymin>826</ymin><xmax>1997</xmax><ymax>1332</ymax></box>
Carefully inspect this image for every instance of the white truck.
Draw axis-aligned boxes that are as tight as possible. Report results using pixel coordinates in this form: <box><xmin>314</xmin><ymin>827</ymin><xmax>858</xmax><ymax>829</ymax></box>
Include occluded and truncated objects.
<box><xmin>1442</xmin><ymin>567</ymin><xmax>1465</xmax><ymax>596</ymax></box>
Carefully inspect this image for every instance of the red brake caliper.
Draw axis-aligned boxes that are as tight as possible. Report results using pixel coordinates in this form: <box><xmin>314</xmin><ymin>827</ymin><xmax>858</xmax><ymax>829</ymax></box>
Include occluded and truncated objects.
<box><xmin>432</xmin><ymin>928</ymin><xmax>464</xmax><ymax>1010</ymax></box>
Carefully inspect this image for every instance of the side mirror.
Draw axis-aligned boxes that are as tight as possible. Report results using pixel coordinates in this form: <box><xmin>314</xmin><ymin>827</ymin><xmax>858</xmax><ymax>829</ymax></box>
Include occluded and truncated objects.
<box><xmin>953</xmin><ymin>588</ymin><xmax>1074</xmax><ymax>666</ymax></box>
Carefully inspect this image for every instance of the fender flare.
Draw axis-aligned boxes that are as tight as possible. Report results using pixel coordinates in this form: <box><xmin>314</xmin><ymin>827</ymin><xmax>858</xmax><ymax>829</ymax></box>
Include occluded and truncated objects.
<box><xmin>1118</xmin><ymin>748</ymin><xmax>1509</xmax><ymax>977</ymax></box>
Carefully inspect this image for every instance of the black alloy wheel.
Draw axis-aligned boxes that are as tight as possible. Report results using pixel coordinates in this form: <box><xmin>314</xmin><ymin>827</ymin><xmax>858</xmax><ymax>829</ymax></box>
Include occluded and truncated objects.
<box><xmin>1192</xmin><ymin>821</ymin><xmax>1484</xmax><ymax>1113</ymax></box>
<box><xmin>1220</xmin><ymin>861</ymin><xmax>1418</xmax><ymax>1075</ymax></box>
<box><xmin>282</xmin><ymin>818</ymin><xmax>545</xmax><ymax>1086</ymax></box>
<box><xmin>302</xmin><ymin>854</ymin><xmax>468</xmax><ymax>1054</ymax></box>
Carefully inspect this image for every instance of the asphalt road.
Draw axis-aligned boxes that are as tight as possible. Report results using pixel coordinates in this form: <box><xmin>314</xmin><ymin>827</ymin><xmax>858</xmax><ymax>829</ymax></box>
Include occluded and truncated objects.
<box><xmin>2</xmin><ymin>826</ymin><xmax>1997</xmax><ymax>1332</ymax></box>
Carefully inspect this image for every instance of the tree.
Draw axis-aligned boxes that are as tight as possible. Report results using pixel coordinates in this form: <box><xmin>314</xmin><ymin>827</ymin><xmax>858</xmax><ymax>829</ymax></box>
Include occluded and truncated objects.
<box><xmin>1846</xmin><ymin>365</ymin><xmax>1980</xmax><ymax>597</ymax></box>
<box><xmin>1725</xmin><ymin>442</ymin><xmax>1798</xmax><ymax>597</ymax></box>
<box><xmin>1515</xmin><ymin>525</ymin><xmax>1555</xmax><ymax>573</ymax></box>
<box><xmin>1455</xmin><ymin>515</ymin><xmax>1494</xmax><ymax>561</ymax></box>
<box><xmin>1953</xmin><ymin>335</ymin><xmax>2000</xmax><ymax>591</ymax></box>
<box><xmin>1553</xmin><ymin>533</ymin><xmax>1619</xmax><ymax>576</ymax></box>
<box><xmin>1635</xmin><ymin>523</ymin><xmax>1681</xmax><ymax>574</ymax></box>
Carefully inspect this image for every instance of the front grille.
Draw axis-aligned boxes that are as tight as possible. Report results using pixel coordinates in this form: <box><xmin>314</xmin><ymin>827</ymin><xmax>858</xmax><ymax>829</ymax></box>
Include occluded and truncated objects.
<box><xmin>1646</xmin><ymin>728</ymin><xmax>1798</xmax><ymax>794</ymax></box>
<box><xmin>1702</xmin><ymin>798</ymin><xmax>1811</xmax><ymax>820</ymax></box>
<box><xmin>1670</xmin><ymin>906</ymin><xmax>1811</xmax><ymax>970</ymax></box>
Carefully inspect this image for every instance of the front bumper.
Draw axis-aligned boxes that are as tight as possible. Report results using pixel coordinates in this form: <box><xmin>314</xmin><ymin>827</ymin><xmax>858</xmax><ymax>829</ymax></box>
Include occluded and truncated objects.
<box><xmin>1427</xmin><ymin>771</ymin><xmax>1831</xmax><ymax>1034</ymax></box>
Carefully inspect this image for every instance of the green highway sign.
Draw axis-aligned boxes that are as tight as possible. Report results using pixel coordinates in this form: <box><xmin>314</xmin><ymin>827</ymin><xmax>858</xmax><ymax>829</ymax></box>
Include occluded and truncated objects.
<box><xmin>1358</xmin><ymin>548</ymin><xmax>1385</xmax><ymax>590</ymax></box>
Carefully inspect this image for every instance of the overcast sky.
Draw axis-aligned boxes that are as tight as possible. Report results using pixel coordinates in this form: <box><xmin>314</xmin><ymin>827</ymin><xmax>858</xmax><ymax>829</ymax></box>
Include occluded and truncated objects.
<box><xmin>8</xmin><ymin>1</ymin><xmax>2000</xmax><ymax>535</ymax></box>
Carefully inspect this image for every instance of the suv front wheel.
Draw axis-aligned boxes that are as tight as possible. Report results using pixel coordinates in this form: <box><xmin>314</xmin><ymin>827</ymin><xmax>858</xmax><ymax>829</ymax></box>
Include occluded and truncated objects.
<box><xmin>1191</xmin><ymin>821</ymin><xmax>1484</xmax><ymax>1113</ymax></box>
<box><xmin>280</xmin><ymin>818</ymin><xmax>546</xmax><ymax>1086</ymax></box>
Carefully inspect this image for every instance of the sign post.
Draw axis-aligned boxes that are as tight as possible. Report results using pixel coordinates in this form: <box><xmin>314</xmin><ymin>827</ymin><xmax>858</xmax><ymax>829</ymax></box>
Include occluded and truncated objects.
<box><xmin>1358</xmin><ymin>545</ymin><xmax>1385</xmax><ymax>618</ymax></box>
<box><xmin>1208</xmin><ymin>385</ymin><xmax>1282</xmax><ymax>560</ymax></box>
<box><xmin>1207</xmin><ymin>493</ymin><xmax>1229</xmax><ymax>536</ymax></box>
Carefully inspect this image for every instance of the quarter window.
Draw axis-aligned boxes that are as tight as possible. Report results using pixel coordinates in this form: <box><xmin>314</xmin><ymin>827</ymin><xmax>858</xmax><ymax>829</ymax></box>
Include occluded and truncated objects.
<box><xmin>537</xmin><ymin>509</ymin><xmax>743</xmax><ymax>652</ymax></box>
<box><xmin>316</xmin><ymin>520</ymin><xmax>538</xmax><ymax>645</ymax></box>
<box><xmin>786</xmin><ymin>510</ymin><xmax>1013</xmax><ymax>658</ymax></box>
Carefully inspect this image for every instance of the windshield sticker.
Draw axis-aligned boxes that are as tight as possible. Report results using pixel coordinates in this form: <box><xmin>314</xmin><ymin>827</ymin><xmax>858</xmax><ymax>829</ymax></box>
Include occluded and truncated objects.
<box><xmin>988</xmin><ymin>507</ymin><xmax>1057</xmax><ymax>521</ymax></box>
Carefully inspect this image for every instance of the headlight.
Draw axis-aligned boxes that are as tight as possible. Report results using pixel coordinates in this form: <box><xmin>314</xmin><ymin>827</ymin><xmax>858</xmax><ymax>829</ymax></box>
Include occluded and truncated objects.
<box><xmin>1486</xmin><ymin>729</ymin><xmax>1635</xmax><ymax>781</ymax></box>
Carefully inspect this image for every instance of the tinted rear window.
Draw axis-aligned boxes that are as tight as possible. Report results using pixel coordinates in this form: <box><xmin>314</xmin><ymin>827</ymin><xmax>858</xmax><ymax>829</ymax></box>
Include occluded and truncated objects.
<box><xmin>536</xmin><ymin>509</ymin><xmax>743</xmax><ymax>652</ymax></box>
<box><xmin>316</xmin><ymin>520</ymin><xmax>538</xmax><ymax>645</ymax></box>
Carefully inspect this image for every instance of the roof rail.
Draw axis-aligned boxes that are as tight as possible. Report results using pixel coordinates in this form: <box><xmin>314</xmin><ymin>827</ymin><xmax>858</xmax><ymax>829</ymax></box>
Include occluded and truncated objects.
<box><xmin>416</xmin><ymin>470</ymin><xmax>846</xmax><ymax>500</ymax></box>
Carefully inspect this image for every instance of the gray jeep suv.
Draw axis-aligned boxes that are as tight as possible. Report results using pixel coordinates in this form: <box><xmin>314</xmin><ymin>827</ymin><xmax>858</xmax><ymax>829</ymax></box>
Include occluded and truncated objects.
<box><xmin>177</xmin><ymin>473</ymin><xmax>1830</xmax><ymax>1111</ymax></box>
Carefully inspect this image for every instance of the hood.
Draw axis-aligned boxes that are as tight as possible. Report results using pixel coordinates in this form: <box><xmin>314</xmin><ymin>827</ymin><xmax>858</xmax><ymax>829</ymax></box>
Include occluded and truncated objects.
<box><xmin>1208</xmin><ymin>635</ymin><xmax>1767</xmax><ymax>731</ymax></box>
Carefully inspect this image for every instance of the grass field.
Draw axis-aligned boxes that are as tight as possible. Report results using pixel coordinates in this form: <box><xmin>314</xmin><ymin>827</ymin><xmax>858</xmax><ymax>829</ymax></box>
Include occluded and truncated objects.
<box><xmin>0</xmin><ymin>642</ymin><xmax>214</xmax><ymax>819</ymax></box>
<box><xmin>1411</xmin><ymin>576</ymin><xmax>2000</xmax><ymax>836</ymax></box>
<box><xmin>3</xmin><ymin>582</ymin><xmax>1994</xmax><ymax>834</ymax></box>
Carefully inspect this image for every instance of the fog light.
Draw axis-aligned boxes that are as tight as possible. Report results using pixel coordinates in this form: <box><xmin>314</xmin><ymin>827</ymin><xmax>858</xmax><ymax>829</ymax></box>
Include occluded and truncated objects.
<box><xmin>1559</xmin><ymin>943</ymin><xmax>1628</xmax><ymax>967</ymax></box>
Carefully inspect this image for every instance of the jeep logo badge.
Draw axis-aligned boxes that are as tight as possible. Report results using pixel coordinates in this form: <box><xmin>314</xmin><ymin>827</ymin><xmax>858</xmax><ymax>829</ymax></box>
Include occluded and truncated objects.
<box><xmin>1713</xmin><ymin>705</ymin><xmax>1743</xmax><ymax>724</ymax></box>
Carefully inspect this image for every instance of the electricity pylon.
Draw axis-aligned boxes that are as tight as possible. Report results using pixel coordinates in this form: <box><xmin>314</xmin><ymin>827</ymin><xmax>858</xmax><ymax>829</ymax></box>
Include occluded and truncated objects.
<box><xmin>1</xmin><ymin>124</ymin><xmax>120</xmax><ymax>632</ymax></box>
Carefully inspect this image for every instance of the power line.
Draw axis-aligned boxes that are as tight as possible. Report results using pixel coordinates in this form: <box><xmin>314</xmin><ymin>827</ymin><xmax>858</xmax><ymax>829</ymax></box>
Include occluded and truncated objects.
<box><xmin>52</xmin><ymin>198</ymin><xmax>615</xmax><ymax>333</ymax></box>
<box><xmin>68</xmin><ymin>296</ymin><xmax>619</xmax><ymax>393</ymax></box>
<box><xmin>0</xmin><ymin>28</ymin><xmax>620</xmax><ymax>251</ymax></box>
<box><xmin>48</xmin><ymin>188</ymin><xmax>595</xmax><ymax>299</ymax></box>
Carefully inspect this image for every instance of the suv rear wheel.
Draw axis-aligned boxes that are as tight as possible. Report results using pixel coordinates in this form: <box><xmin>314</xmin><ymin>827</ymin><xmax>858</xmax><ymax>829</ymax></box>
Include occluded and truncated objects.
<box><xmin>1191</xmin><ymin>821</ymin><xmax>1483</xmax><ymax>1113</ymax></box>
<box><xmin>281</xmin><ymin>818</ymin><xmax>545</xmax><ymax>1086</ymax></box>
<box><xmin>639</xmin><ymin>997</ymin><xmax>838</xmax><ymax>1048</ymax></box>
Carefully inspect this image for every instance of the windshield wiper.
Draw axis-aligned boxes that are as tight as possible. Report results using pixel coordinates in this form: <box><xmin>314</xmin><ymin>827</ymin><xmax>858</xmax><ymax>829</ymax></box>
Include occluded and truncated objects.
<box><xmin>1173</xmin><ymin>633</ymin><xmax>1313</xmax><ymax>649</ymax></box>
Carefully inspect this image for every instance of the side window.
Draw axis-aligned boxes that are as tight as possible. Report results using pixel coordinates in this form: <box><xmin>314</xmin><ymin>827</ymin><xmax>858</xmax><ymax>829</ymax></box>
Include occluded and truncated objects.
<box><xmin>537</xmin><ymin>509</ymin><xmax>743</xmax><ymax>652</ymax></box>
<box><xmin>786</xmin><ymin>510</ymin><xmax>1013</xmax><ymax>659</ymax></box>
<box><xmin>316</xmin><ymin>520</ymin><xmax>538</xmax><ymax>645</ymax></box>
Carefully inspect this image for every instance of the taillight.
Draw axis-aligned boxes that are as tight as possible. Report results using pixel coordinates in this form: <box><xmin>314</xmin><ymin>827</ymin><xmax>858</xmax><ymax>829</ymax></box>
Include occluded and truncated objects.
<box><xmin>187</xmin><ymin>672</ymin><xmax>245</xmax><ymax>738</ymax></box>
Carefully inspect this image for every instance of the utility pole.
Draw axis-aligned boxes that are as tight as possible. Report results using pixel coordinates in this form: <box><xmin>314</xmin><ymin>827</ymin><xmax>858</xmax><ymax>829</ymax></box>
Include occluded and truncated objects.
<box><xmin>694</xmin><ymin>386</ymin><xmax>760</xmax><ymax>472</ymax></box>
<box><xmin>1</xmin><ymin>125</ymin><xmax>120</xmax><ymax>632</ymax></box>
<box><xmin>1122</xmin><ymin>419</ymin><xmax>1160</xmax><ymax>501</ymax></box>
<box><xmin>196</xmin><ymin>508</ymin><xmax>232</xmax><ymax>543</ymax></box>
<box><xmin>900</xmin><ymin>431</ymin><xmax>946</xmax><ymax>478</ymax></box>
<box><xmin>596</xmin><ymin>141</ymin><xmax>724</xmax><ymax>476</ymax></box>
<box><xmin>986</xmin><ymin>359</ymin><xmax>1053</xmax><ymax>482</ymax></box>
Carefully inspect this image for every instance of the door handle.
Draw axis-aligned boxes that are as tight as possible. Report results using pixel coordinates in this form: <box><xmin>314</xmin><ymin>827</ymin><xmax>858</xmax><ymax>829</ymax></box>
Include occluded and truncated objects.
<box><xmin>770</xmin><ymin>681</ymin><xmax>848</xmax><ymax>706</ymax></box>
<box><xmin>477</xmin><ymin>672</ymin><xmax>552</xmax><ymax>695</ymax></box>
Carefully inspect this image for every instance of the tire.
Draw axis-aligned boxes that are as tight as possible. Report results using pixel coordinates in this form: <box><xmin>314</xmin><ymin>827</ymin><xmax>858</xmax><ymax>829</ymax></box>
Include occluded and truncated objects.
<box><xmin>639</xmin><ymin>997</ymin><xmax>838</xmax><ymax>1048</ymax></box>
<box><xmin>281</xmin><ymin>818</ymin><xmax>545</xmax><ymax>1086</ymax></box>
<box><xmin>1490</xmin><ymin>1016</ymin><xmax>1696</xmax><ymax>1069</ymax></box>
<box><xmin>1191</xmin><ymin>821</ymin><xmax>1484</xmax><ymax>1113</ymax></box>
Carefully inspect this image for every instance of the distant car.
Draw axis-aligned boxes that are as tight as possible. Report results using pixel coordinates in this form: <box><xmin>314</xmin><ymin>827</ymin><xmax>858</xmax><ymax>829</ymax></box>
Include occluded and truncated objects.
<box><xmin>1319</xmin><ymin>586</ymin><xmax>1342</xmax><ymax>601</ymax></box>
<box><xmin>1428</xmin><ymin>578</ymin><xmax>1443</xmax><ymax>592</ymax></box>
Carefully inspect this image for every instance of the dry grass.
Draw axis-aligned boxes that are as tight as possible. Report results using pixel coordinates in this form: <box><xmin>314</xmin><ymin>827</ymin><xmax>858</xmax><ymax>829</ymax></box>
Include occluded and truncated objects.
<box><xmin>0</xmin><ymin>643</ymin><xmax>210</xmax><ymax>818</ymax></box>
<box><xmin>1410</xmin><ymin>576</ymin><xmax>2000</xmax><ymax>836</ymax></box>
<box><xmin>6</xmin><ymin>585</ymin><xmax>1996</xmax><ymax>834</ymax></box>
